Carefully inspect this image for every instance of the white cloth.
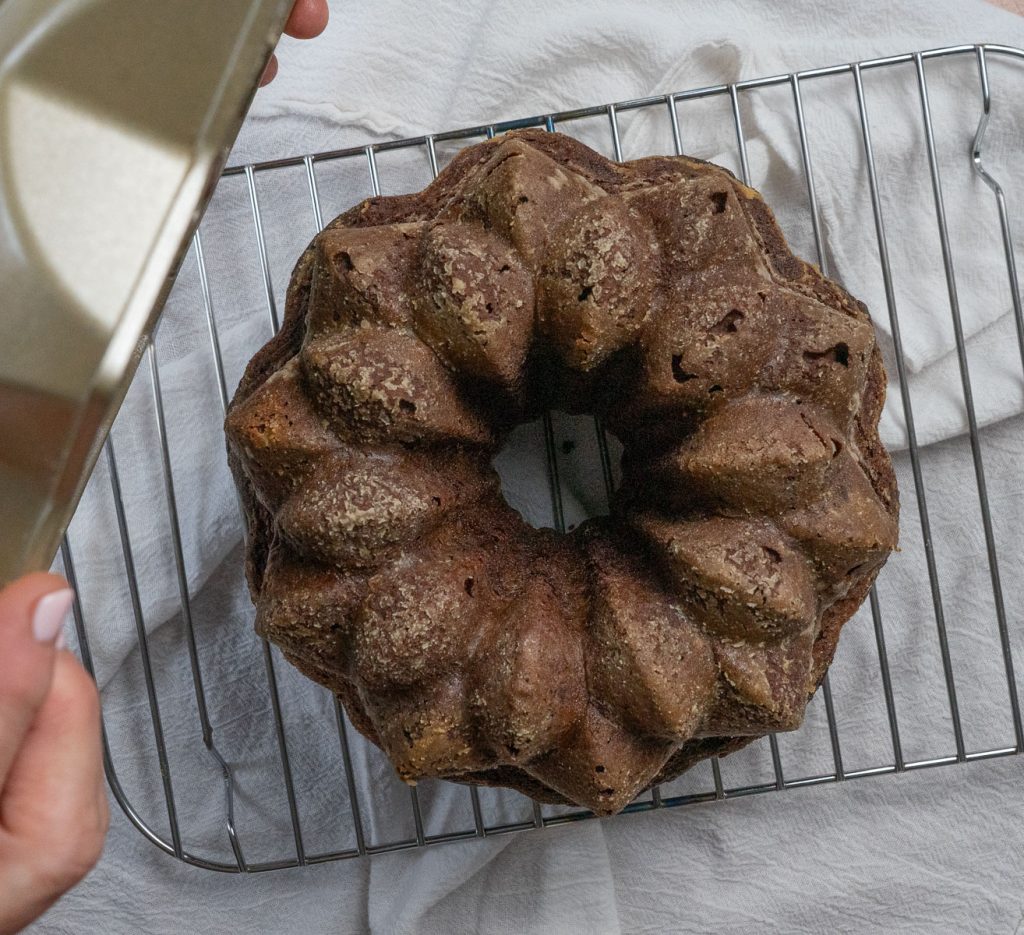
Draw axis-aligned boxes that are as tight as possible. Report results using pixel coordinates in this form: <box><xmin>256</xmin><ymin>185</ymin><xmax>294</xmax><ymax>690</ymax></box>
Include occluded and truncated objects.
<box><xmin>37</xmin><ymin>0</ymin><xmax>1024</xmax><ymax>932</ymax></box>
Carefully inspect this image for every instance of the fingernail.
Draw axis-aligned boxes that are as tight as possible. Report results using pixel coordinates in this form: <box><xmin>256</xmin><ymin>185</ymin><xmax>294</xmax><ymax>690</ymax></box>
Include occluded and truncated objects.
<box><xmin>32</xmin><ymin>589</ymin><xmax>75</xmax><ymax>644</ymax></box>
<box><xmin>55</xmin><ymin>630</ymin><xmax>67</xmax><ymax>651</ymax></box>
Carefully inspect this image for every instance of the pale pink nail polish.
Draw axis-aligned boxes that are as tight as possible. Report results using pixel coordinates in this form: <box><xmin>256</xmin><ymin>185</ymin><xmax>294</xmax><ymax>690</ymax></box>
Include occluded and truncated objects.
<box><xmin>32</xmin><ymin>589</ymin><xmax>75</xmax><ymax>644</ymax></box>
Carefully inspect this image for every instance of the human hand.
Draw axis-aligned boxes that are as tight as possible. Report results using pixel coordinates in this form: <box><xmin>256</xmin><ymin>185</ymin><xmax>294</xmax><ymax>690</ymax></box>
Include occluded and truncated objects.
<box><xmin>987</xmin><ymin>0</ymin><xmax>1024</xmax><ymax>13</ymax></box>
<box><xmin>0</xmin><ymin>575</ymin><xmax>106</xmax><ymax>935</ymax></box>
<box><xmin>260</xmin><ymin>0</ymin><xmax>330</xmax><ymax>86</ymax></box>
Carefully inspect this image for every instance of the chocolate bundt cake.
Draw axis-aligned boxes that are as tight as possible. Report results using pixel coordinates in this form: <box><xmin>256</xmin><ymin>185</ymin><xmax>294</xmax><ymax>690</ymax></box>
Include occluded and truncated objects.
<box><xmin>225</xmin><ymin>129</ymin><xmax>899</xmax><ymax>815</ymax></box>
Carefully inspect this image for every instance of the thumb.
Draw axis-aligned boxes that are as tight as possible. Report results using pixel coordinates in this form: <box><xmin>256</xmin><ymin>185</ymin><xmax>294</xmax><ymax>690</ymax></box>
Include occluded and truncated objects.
<box><xmin>0</xmin><ymin>574</ymin><xmax>73</xmax><ymax>787</ymax></box>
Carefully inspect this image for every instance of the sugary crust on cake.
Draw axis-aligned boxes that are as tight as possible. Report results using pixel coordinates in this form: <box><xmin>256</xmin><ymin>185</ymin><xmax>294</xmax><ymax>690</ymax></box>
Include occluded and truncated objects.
<box><xmin>226</xmin><ymin>130</ymin><xmax>898</xmax><ymax>814</ymax></box>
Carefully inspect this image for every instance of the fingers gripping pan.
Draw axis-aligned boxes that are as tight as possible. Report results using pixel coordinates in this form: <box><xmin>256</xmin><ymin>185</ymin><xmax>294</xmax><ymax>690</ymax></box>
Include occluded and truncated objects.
<box><xmin>0</xmin><ymin>0</ymin><xmax>293</xmax><ymax>584</ymax></box>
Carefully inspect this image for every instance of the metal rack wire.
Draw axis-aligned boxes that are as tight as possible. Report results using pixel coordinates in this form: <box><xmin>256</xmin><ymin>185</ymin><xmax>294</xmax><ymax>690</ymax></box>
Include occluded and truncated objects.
<box><xmin>58</xmin><ymin>43</ymin><xmax>1024</xmax><ymax>872</ymax></box>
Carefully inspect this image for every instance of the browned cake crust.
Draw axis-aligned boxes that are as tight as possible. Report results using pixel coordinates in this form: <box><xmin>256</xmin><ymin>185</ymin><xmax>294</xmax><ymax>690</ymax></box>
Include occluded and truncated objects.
<box><xmin>225</xmin><ymin>129</ymin><xmax>899</xmax><ymax>814</ymax></box>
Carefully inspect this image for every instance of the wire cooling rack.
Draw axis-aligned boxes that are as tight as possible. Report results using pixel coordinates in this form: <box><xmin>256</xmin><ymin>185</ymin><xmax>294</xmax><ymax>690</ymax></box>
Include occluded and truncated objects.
<box><xmin>56</xmin><ymin>43</ymin><xmax>1024</xmax><ymax>872</ymax></box>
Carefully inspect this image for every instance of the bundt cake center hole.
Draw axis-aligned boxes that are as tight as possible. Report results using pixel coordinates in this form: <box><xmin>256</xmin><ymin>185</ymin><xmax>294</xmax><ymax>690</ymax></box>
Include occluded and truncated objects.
<box><xmin>491</xmin><ymin>412</ymin><xmax>624</xmax><ymax>531</ymax></box>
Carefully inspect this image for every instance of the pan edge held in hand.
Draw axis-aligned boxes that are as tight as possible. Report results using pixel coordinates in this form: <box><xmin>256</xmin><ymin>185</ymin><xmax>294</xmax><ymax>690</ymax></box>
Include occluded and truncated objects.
<box><xmin>0</xmin><ymin>0</ymin><xmax>293</xmax><ymax>584</ymax></box>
